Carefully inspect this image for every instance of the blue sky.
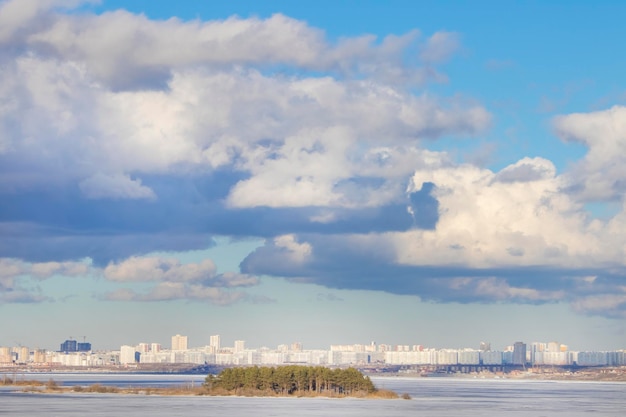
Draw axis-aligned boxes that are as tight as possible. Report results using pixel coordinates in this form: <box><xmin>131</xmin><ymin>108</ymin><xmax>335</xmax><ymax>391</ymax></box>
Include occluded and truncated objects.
<box><xmin>1</xmin><ymin>0</ymin><xmax>626</xmax><ymax>352</ymax></box>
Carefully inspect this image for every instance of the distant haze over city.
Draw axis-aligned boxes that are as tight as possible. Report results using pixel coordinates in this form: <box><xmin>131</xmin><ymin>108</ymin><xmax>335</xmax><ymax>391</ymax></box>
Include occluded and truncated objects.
<box><xmin>5</xmin><ymin>328</ymin><xmax>624</xmax><ymax>354</ymax></box>
<box><xmin>3</xmin><ymin>333</ymin><xmax>623</xmax><ymax>369</ymax></box>
<box><xmin>1</xmin><ymin>0</ymin><xmax>626</xmax><ymax>353</ymax></box>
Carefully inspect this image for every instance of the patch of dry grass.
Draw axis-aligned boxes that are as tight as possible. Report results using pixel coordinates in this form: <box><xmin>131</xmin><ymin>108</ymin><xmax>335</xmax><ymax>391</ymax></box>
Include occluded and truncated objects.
<box><xmin>366</xmin><ymin>389</ymin><xmax>401</xmax><ymax>399</ymax></box>
<box><xmin>1</xmin><ymin>377</ymin><xmax>46</xmax><ymax>386</ymax></box>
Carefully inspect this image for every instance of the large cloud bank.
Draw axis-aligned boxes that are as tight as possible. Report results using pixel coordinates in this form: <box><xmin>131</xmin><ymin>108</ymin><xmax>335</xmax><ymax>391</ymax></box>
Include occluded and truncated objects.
<box><xmin>1</xmin><ymin>0</ymin><xmax>625</xmax><ymax>317</ymax></box>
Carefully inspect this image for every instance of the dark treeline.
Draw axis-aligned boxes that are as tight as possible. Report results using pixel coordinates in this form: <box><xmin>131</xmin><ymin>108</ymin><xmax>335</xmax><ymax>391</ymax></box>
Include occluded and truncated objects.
<box><xmin>204</xmin><ymin>366</ymin><xmax>377</xmax><ymax>396</ymax></box>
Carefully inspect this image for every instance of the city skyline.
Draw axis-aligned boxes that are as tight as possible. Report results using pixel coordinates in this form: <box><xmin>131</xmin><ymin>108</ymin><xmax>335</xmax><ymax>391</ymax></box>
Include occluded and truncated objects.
<box><xmin>3</xmin><ymin>333</ymin><xmax>623</xmax><ymax>369</ymax></box>
<box><xmin>2</xmin><ymin>0</ymin><xmax>626</xmax><ymax>352</ymax></box>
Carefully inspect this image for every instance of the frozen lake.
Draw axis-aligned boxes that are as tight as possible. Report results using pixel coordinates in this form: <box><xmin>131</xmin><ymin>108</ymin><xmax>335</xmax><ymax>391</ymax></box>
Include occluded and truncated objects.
<box><xmin>1</xmin><ymin>374</ymin><xmax>624</xmax><ymax>416</ymax></box>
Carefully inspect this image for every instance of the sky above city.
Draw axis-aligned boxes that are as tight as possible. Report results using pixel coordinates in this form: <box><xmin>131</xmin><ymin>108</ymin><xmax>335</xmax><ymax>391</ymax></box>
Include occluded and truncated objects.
<box><xmin>1</xmin><ymin>0</ymin><xmax>626</xmax><ymax>352</ymax></box>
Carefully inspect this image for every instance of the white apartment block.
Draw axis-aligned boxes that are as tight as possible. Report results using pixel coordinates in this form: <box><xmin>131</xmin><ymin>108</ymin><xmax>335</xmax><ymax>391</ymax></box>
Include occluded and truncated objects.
<box><xmin>480</xmin><ymin>350</ymin><xmax>503</xmax><ymax>365</ymax></box>
<box><xmin>209</xmin><ymin>335</ymin><xmax>221</xmax><ymax>350</ymax></box>
<box><xmin>140</xmin><ymin>351</ymin><xmax>170</xmax><ymax>364</ymax></box>
<box><xmin>0</xmin><ymin>347</ymin><xmax>12</xmax><ymax>363</ymax></box>
<box><xmin>436</xmin><ymin>350</ymin><xmax>459</xmax><ymax>365</ymax></box>
<box><xmin>457</xmin><ymin>350</ymin><xmax>480</xmax><ymax>365</ymax></box>
<box><xmin>171</xmin><ymin>334</ymin><xmax>188</xmax><ymax>351</ymax></box>
<box><xmin>136</xmin><ymin>343</ymin><xmax>150</xmax><ymax>353</ymax></box>
<box><xmin>119</xmin><ymin>345</ymin><xmax>136</xmax><ymax>364</ymax></box>
<box><xmin>533</xmin><ymin>351</ymin><xmax>571</xmax><ymax>366</ymax></box>
<box><xmin>385</xmin><ymin>350</ymin><xmax>434</xmax><ymax>365</ymax></box>
<box><xmin>576</xmin><ymin>351</ymin><xmax>608</xmax><ymax>366</ymax></box>
<box><xmin>234</xmin><ymin>340</ymin><xmax>245</xmax><ymax>353</ymax></box>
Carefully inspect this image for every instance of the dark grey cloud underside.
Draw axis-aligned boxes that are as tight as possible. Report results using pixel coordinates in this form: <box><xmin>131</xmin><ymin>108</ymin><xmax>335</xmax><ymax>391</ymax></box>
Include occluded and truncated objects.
<box><xmin>241</xmin><ymin>234</ymin><xmax>626</xmax><ymax>310</ymax></box>
<box><xmin>0</xmin><ymin>173</ymin><xmax>440</xmax><ymax>265</ymax></box>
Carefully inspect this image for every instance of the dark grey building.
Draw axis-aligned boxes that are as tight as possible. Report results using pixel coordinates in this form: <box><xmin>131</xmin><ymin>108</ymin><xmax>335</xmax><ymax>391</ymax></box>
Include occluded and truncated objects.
<box><xmin>512</xmin><ymin>342</ymin><xmax>526</xmax><ymax>366</ymax></box>
<box><xmin>60</xmin><ymin>340</ymin><xmax>92</xmax><ymax>352</ymax></box>
<box><xmin>60</xmin><ymin>339</ymin><xmax>77</xmax><ymax>352</ymax></box>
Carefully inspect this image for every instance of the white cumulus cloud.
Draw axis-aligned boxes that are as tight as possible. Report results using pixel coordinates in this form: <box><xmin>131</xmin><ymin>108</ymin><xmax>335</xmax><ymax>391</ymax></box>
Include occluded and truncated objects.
<box><xmin>553</xmin><ymin>105</ymin><xmax>626</xmax><ymax>201</ymax></box>
<box><xmin>0</xmin><ymin>3</ymin><xmax>490</xmax><ymax>210</ymax></box>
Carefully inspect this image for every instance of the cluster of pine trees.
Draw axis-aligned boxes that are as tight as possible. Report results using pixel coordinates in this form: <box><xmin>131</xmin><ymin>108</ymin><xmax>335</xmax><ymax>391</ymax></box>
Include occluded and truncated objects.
<box><xmin>204</xmin><ymin>365</ymin><xmax>377</xmax><ymax>396</ymax></box>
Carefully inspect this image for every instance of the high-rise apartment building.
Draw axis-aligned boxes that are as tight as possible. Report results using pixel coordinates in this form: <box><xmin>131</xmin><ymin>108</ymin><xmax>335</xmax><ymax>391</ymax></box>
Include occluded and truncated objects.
<box><xmin>512</xmin><ymin>342</ymin><xmax>526</xmax><ymax>366</ymax></box>
<box><xmin>60</xmin><ymin>339</ymin><xmax>77</xmax><ymax>352</ymax></box>
<box><xmin>137</xmin><ymin>343</ymin><xmax>150</xmax><ymax>353</ymax></box>
<box><xmin>234</xmin><ymin>340</ymin><xmax>245</xmax><ymax>353</ymax></box>
<box><xmin>18</xmin><ymin>346</ymin><xmax>29</xmax><ymax>363</ymax></box>
<box><xmin>0</xmin><ymin>347</ymin><xmax>11</xmax><ymax>363</ymax></box>
<box><xmin>33</xmin><ymin>349</ymin><xmax>46</xmax><ymax>363</ymax></box>
<box><xmin>547</xmin><ymin>341</ymin><xmax>560</xmax><ymax>352</ymax></box>
<box><xmin>77</xmin><ymin>342</ymin><xmax>91</xmax><ymax>352</ymax></box>
<box><xmin>59</xmin><ymin>339</ymin><xmax>91</xmax><ymax>352</ymax></box>
<box><xmin>120</xmin><ymin>345</ymin><xmax>136</xmax><ymax>364</ymax></box>
<box><xmin>210</xmin><ymin>335</ymin><xmax>221</xmax><ymax>350</ymax></box>
<box><xmin>171</xmin><ymin>334</ymin><xmax>188</xmax><ymax>351</ymax></box>
<box><xmin>531</xmin><ymin>342</ymin><xmax>547</xmax><ymax>352</ymax></box>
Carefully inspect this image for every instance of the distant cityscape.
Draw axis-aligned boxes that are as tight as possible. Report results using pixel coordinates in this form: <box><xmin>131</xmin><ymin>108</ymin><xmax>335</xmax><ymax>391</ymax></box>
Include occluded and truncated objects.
<box><xmin>1</xmin><ymin>335</ymin><xmax>625</xmax><ymax>369</ymax></box>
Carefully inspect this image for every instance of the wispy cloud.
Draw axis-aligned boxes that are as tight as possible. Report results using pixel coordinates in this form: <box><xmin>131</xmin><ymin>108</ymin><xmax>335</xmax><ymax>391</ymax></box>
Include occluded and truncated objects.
<box><xmin>101</xmin><ymin>256</ymin><xmax>259</xmax><ymax>305</ymax></box>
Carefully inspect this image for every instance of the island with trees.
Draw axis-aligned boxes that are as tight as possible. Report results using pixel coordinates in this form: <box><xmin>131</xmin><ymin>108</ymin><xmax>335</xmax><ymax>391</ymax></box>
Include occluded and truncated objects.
<box><xmin>204</xmin><ymin>365</ymin><xmax>401</xmax><ymax>398</ymax></box>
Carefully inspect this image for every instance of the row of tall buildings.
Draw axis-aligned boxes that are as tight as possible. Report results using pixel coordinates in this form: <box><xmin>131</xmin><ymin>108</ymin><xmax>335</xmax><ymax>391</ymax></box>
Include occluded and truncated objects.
<box><xmin>117</xmin><ymin>339</ymin><xmax>624</xmax><ymax>367</ymax></box>
<box><xmin>2</xmin><ymin>336</ymin><xmax>624</xmax><ymax>368</ymax></box>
